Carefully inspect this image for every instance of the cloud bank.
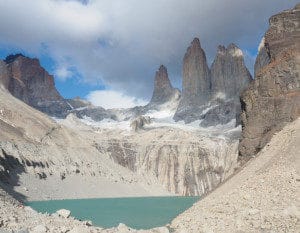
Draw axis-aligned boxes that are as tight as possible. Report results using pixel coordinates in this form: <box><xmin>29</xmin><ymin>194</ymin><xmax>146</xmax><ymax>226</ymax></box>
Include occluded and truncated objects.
<box><xmin>86</xmin><ymin>90</ymin><xmax>147</xmax><ymax>109</ymax></box>
<box><xmin>0</xmin><ymin>0</ymin><xmax>298</xmax><ymax>104</ymax></box>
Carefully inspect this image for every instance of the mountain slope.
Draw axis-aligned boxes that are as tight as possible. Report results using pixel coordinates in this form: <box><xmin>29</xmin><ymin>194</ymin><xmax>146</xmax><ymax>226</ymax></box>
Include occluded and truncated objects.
<box><xmin>0</xmin><ymin>86</ymin><xmax>171</xmax><ymax>200</ymax></box>
<box><xmin>171</xmin><ymin>117</ymin><xmax>300</xmax><ymax>233</ymax></box>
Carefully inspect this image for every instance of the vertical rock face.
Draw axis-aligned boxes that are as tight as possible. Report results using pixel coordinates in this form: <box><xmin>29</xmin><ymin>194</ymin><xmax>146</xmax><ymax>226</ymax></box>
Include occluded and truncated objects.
<box><xmin>239</xmin><ymin>4</ymin><xmax>300</xmax><ymax>156</ymax></box>
<box><xmin>0</xmin><ymin>54</ymin><xmax>72</xmax><ymax>117</ymax></box>
<box><xmin>174</xmin><ymin>38</ymin><xmax>211</xmax><ymax>122</ymax></box>
<box><xmin>211</xmin><ymin>44</ymin><xmax>252</xmax><ymax>98</ymax></box>
<box><xmin>174</xmin><ymin>38</ymin><xmax>252</xmax><ymax>125</ymax></box>
<box><xmin>254</xmin><ymin>37</ymin><xmax>271</xmax><ymax>77</ymax></box>
<box><xmin>149</xmin><ymin>65</ymin><xmax>180</xmax><ymax>106</ymax></box>
<box><xmin>95</xmin><ymin>128</ymin><xmax>239</xmax><ymax>196</ymax></box>
<box><xmin>182</xmin><ymin>38</ymin><xmax>211</xmax><ymax>103</ymax></box>
<box><xmin>5</xmin><ymin>54</ymin><xmax>62</xmax><ymax>103</ymax></box>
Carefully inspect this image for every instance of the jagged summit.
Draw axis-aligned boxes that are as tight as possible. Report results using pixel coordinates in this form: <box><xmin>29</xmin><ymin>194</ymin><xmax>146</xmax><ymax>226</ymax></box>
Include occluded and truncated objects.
<box><xmin>174</xmin><ymin>38</ymin><xmax>251</xmax><ymax>125</ymax></box>
<box><xmin>211</xmin><ymin>43</ymin><xmax>252</xmax><ymax>98</ymax></box>
<box><xmin>4</xmin><ymin>53</ymin><xmax>25</xmax><ymax>64</ymax></box>
<box><xmin>182</xmin><ymin>38</ymin><xmax>210</xmax><ymax>100</ymax></box>
<box><xmin>174</xmin><ymin>37</ymin><xmax>210</xmax><ymax>123</ymax></box>
<box><xmin>0</xmin><ymin>54</ymin><xmax>73</xmax><ymax>118</ymax></box>
<box><xmin>149</xmin><ymin>65</ymin><xmax>180</xmax><ymax>105</ymax></box>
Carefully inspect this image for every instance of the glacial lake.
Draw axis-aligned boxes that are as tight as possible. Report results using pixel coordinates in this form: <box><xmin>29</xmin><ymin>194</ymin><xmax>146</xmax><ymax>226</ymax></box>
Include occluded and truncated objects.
<box><xmin>26</xmin><ymin>196</ymin><xmax>199</xmax><ymax>229</ymax></box>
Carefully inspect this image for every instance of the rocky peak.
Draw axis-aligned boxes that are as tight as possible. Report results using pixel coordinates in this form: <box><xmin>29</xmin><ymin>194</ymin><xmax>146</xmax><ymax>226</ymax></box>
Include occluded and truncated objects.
<box><xmin>181</xmin><ymin>37</ymin><xmax>210</xmax><ymax>102</ymax></box>
<box><xmin>153</xmin><ymin>65</ymin><xmax>172</xmax><ymax>94</ymax></box>
<box><xmin>149</xmin><ymin>65</ymin><xmax>180</xmax><ymax>106</ymax></box>
<box><xmin>4</xmin><ymin>53</ymin><xmax>25</xmax><ymax>64</ymax></box>
<box><xmin>0</xmin><ymin>54</ymin><xmax>72</xmax><ymax>118</ymax></box>
<box><xmin>227</xmin><ymin>43</ymin><xmax>244</xmax><ymax>57</ymax></box>
<box><xmin>211</xmin><ymin>44</ymin><xmax>252</xmax><ymax>99</ymax></box>
<box><xmin>174</xmin><ymin>37</ymin><xmax>211</xmax><ymax>123</ymax></box>
<box><xmin>239</xmin><ymin>4</ymin><xmax>300</xmax><ymax>156</ymax></box>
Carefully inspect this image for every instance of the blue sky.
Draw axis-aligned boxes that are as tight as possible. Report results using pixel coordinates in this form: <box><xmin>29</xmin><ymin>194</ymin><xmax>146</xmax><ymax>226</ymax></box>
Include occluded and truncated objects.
<box><xmin>0</xmin><ymin>0</ymin><xmax>298</xmax><ymax>108</ymax></box>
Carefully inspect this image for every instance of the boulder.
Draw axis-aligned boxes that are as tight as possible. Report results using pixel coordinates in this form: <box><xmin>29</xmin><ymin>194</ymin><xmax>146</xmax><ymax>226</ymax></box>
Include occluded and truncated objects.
<box><xmin>56</xmin><ymin>209</ymin><xmax>71</xmax><ymax>218</ymax></box>
<box><xmin>130</xmin><ymin>116</ymin><xmax>151</xmax><ymax>132</ymax></box>
<box><xmin>31</xmin><ymin>224</ymin><xmax>48</xmax><ymax>233</ymax></box>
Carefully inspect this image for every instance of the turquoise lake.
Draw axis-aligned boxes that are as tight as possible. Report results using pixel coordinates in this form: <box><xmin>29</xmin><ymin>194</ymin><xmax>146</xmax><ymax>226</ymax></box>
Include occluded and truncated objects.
<box><xmin>26</xmin><ymin>196</ymin><xmax>199</xmax><ymax>229</ymax></box>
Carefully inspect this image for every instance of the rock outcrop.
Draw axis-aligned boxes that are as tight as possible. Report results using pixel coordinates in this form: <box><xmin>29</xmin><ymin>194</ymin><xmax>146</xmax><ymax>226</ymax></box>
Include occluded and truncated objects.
<box><xmin>174</xmin><ymin>38</ymin><xmax>252</xmax><ymax>125</ymax></box>
<box><xmin>94</xmin><ymin>128</ymin><xmax>238</xmax><ymax>196</ymax></box>
<box><xmin>0</xmin><ymin>54</ymin><xmax>72</xmax><ymax>117</ymax></box>
<box><xmin>174</xmin><ymin>38</ymin><xmax>211</xmax><ymax>122</ymax></box>
<box><xmin>148</xmin><ymin>65</ymin><xmax>180</xmax><ymax>106</ymax></box>
<box><xmin>239</xmin><ymin>4</ymin><xmax>300</xmax><ymax>156</ymax></box>
<box><xmin>210</xmin><ymin>44</ymin><xmax>252</xmax><ymax>98</ymax></box>
<box><xmin>130</xmin><ymin>115</ymin><xmax>151</xmax><ymax>132</ymax></box>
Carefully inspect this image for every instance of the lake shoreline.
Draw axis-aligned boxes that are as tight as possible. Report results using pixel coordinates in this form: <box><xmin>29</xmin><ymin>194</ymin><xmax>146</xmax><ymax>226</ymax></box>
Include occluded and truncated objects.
<box><xmin>26</xmin><ymin>196</ymin><xmax>200</xmax><ymax>229</ymax></box>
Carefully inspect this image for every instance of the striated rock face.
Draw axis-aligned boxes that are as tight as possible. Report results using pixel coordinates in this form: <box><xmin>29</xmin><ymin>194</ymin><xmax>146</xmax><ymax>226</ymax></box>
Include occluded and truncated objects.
<box><xmin>94</xmin><ymin>128</ymin><xmax>239</xmax><ymax>196</ymax></box>
<box><xmin>174</xmin><ymin>38</ymin><xmax>210</xmax><ymax>122</ymax></box>
<box><xmin>149</xmin><ymin>65</ymin><xmax>180</xmax><ymax>106</ymax></box>
<box><xmin>211</xmin><ymin>44</ymin><xmax>252</xmax><ymax>98</ymax></box>
<box><xmin>0</xmin><ymin>54</ymin><xmax>72</xmax><ymax>117</ymax></box>
<box><xmin>239</xmin><ymin>4</ymin><xmax>300</xmax><ymax>156</ymax></box>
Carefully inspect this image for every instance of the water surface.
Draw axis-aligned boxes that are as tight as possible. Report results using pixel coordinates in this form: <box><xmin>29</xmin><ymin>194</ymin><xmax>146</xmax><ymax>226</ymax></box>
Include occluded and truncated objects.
<box><xmin>27</xmin><ymin>196</ymin><xmax>199</xmax><ymax>229</ymax></box>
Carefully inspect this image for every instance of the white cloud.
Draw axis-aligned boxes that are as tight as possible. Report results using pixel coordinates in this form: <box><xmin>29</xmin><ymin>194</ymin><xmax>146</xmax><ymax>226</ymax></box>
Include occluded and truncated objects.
<box><xmin>86</xmin><ymin>90</ymin><xmax>147</xmax><ymax>109</ymax></box>
<box><xmin>0</xmin><ymin>0</ymin><xmax>298</xmax><ymax>99</ymax></box>
<box><xmin>54</xmin><ymin>66</ymin><xmax>73</xmax><ymax>81</ymax></box>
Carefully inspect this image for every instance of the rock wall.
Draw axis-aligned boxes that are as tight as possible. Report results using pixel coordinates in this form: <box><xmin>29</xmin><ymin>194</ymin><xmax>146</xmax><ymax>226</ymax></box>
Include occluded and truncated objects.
<box><xmin>149</xmin><ymin>65</ymin><xmax>180</xmax><ymax>106</ymax></box>
<box><xmin>0</xmin><ymin>54</ymin><xmax>72</xmax><ymax>118</ymax></box>
<box><xmin>174</xmin><ymin>38</ymin><xmax>252</xmax><ymax>125</ymax></box>
<box><xmin>95</xmin><ymin>129</ymin><xmax>239</xmax><ymax>196</ymax></box>
<box><xmin>174</xmin><ymin>38</ymin><xmax>211</xmax><ymax>123</ymax></box>
<box><xmin>211</xmin><ymin>44</ymin><xmax>252</xmax><ymax>98</ymax></box>
<box><xmin>239</xmin><ymin>4</ymin><xmax>300</xmax><ymax>156</ymax></box>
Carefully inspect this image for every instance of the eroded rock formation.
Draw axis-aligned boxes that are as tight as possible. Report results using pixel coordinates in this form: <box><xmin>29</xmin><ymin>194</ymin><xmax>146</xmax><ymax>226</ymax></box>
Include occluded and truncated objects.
<box><xmin>94</xmin><ymin>128</ymin><xmax>238</xmax><ymax>196</ymax></box>
<box><xmin>239</xmin><ymin>4</ymin><xmax>300</xmax><ymax>156</ymax></box>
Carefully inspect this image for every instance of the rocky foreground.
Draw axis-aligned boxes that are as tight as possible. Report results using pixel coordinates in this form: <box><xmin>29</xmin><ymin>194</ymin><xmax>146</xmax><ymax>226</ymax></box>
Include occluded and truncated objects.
<box><xmin>171</xmin><ymin>118</ymin><xmax>300</xmax><ymax>233</ymax></box>
<box><xmin>0</xmin><ymin>118</ymin><xmax>299</xmax><ymax>233</ymax></box>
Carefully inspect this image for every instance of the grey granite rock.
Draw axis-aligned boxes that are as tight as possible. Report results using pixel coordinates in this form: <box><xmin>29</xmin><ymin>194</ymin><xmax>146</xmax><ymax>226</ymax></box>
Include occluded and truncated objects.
<box><xmin>149</xmin><ymin>65</ymin><xmax>180</xmax><ymax>106</ymax></box>
<box><xmin>174</xmin><ymin>38</ymin><xmax>210</xmax><ymax>123</ymax></box>
<box><xmin>210</xmin><ymin>44</ymin><xmax>252</xmax><ymax>98</ymax></box>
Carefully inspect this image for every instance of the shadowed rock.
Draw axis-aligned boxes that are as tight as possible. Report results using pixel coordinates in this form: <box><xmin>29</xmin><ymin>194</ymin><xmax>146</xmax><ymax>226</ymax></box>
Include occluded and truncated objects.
<box><xmin>0</xmin><ymin>54</ymin><xmax>72</xmax><ymax>117</ymax></box>
<box><xmin>239</xmin><ymin>4</ymin><xmax>300</xmax><ymax>156</ymax></box>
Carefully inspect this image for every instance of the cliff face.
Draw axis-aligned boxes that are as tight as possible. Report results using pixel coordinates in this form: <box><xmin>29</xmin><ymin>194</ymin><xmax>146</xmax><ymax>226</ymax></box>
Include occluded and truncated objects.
<box><xmin>0</xmin><ymin>54</ymin><xmax>72</xmax><ymax>118</ymax></box>
<box><xmin>211</xmin><ymin>44</ymin><xmax>252</xmax><ymax>98</ymax></box>
<box><xmin>174</xmin><ymin>38</ymin><xmax>211</xmax><ymax>122</ymax></box>
<box><xmin>174</xmin><ymin>39</ymin><xmax>252</xmax><ymax>125</ymax></box>
<box><xmin>239</xmin><ymin>4</ymin><xmax>300</xmax><ymax>156</ymax></box>
<box><xmin>92</xmin><ymin>126</ymin><xmax>239</xmax><ymax>196</ymax></box>
<box><xmin>181</xmin><ymin>38</ymin><xmax>211</xmax><ymax>104</ymax></box>
<box><xmin>149</xmin><ymin>65</ymin><xmax>180</xmax><ymax>106</ymax></box>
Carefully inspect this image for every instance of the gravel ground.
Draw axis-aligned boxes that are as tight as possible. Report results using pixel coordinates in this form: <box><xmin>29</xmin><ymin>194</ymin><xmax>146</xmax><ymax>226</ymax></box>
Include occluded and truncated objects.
<box><xmin>171</xmin><ymin>118</ymin><xmax>300</xmax><ymax>233</ymax></box>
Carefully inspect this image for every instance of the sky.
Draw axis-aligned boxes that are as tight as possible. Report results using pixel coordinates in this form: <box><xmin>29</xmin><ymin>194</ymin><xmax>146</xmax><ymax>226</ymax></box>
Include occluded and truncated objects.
<box><xmin>0</xmin><ymin>0</ymin><xmax>298</xmax><ymax>109</ymax></box>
